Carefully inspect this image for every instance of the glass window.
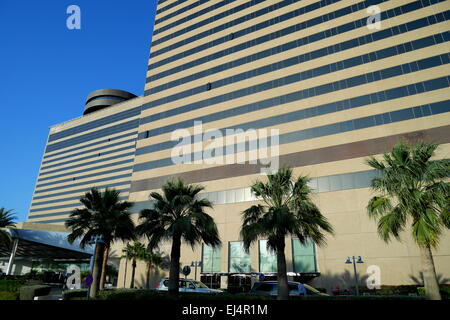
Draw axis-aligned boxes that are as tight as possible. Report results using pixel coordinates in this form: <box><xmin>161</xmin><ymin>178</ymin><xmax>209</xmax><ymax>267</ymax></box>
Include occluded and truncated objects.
<box><xmin>202</xmin><ymin>244</ymin><xmax>221</xmax><ymax>273</ymax></box>
<box><xmin>317</xmin><ymin>176</ymin><xmax>330</xmax><ymax>193</ymax></box>
<box><xmin>292</xmin><ymin>238</ymin><xmax>316</xmax><ymax>273</ymax></box>
<box><xmin>329</xmin><ymin>175</ymin><xmax>342</xmax><ymax>192</ymax></box>
<box><xmin>259</xmin><ymin>240</ymin><xmax>277</xmax><ymax>273</ymax></box>
<box><xmin>226</xmin><ymin>189</ymin><xmax>236</xmax><ymax>204</ymax></box>
<box><xmin>229</xmin><ymin>242</ymin><xmax>251</xmax><ymax>273</ymax></box>
<box><xmin>235</xmin><ymin>188</ymin><xmax>244</xmax><ymax>203</ymax></box>
<box><xmin>217</xmin><ymin>191</ymin><xmax>226</xmax><ymax>205</ymax></box>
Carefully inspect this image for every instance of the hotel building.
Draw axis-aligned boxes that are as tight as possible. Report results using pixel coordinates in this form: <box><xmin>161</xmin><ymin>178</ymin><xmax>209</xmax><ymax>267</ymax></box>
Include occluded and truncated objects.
<box><xmin>24</xmin><ymin>0</ymin><xmax>450</xmax><ymax>291</ymax></box>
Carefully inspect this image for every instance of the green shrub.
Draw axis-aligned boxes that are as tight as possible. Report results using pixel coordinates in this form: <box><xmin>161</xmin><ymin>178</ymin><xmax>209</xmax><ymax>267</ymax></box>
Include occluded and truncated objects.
<box><xmin>0</xmin><ymin>279</ymin><xmax>25</xmax><ymax>292</ymax></box>
<box><xmin>0</xmin><ymin>291</ymin><xmax>19</xmax><ymax>300</ymax></box>
<box><xmin>417</xmin><ymin>285</ymin><xmax>450</xmax><ymax>299</ymax></box>
<box><xmin>19</xmin><ymin>285</ymin><xmax>51</xmax><ymax>300</ymax></box>
<box><xmin>63</xmin><ymin>289</ymin><xmax>88</xmax><ymax>300</ymax></box>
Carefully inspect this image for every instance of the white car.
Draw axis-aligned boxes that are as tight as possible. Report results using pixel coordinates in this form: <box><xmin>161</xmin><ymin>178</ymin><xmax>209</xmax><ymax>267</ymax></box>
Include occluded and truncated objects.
<box><xmin>156</xmin><ymin>278</ymin><xmax>223</xmax><ymax>294</ymax></box>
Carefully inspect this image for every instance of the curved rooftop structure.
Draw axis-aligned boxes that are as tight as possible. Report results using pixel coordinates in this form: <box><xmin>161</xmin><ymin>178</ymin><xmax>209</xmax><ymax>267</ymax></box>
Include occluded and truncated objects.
<box><xmin>83</xmin><ymin>89</ymin><xmax>137</xmax><ymax>115</ymax></box>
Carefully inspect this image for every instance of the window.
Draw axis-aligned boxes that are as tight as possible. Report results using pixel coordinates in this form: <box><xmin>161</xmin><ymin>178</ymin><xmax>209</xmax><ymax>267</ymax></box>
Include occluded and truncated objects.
<box><xmin>202</xmin><ymin>244</ymin><xmax>221</xmax><ymax>273</ymax></box>
<box><xmin>206</xmin><ymin>82</ymin><xmax>212</xmax><ymax>91</ymax></box>
<box><xmin>259</xmin><ymin>240</ymin><xmax>277</xmax><ymax>272</ymax></box>
<box><xmin>292</xmin><ymin>238</ymin><xmax>316</xmax><ymax>273</ymax></box>
<box><xmin>229</xmin><ymin>242</ymin><xmax>251</xmax><ymax>273</ymax></box>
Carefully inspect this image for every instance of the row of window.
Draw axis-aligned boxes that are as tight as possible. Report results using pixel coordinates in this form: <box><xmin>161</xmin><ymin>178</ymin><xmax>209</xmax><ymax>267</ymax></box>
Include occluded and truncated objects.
<box><xmin>39</xmin><ymin>151</ymin><xmax>135</xmax><ymax>177</ymax></box>
<box><xmin>151</xmin><ymin>0</ymin><xmax>339</xmax><ymax>57</ymax></box>
<box><xmin>147</xmin><ymin>15</ymin><xmax>444</xmax><ymax>97</ymax></box>
<box><xmin>45</xmin><ymin>120</ymin><xmax>139</xmax><ymax>153</ymax></box>
<box><xmin>143</xmin><ymin>30</ymin><xmax>448</xmax><ymax>116</ymax></box>
<box><xmin>43</xmin><ymin>131</ymin><xmax>136</xmax><ymax>160</ymax></box>
<box><xmin>30</xmin><ymin>187</ymin><xmax>130</xmax><ymax>208</ymax></box>
<box><xmin>41</xmin><ymin>144</ymin><xmax>135</xmax><ymax>171</ymax></box>
<box><xmin>142</xmin><ymin>51</ymin><xmax>449</xmax><ymax>140</ymax></box>
<box><xmin>42</xmin><ymin>137</ymin><xmax>136</xmax><ymax>165</ymax></box>
<box><xmin>28</xmin><ymin>196</ymin><xmax>130</xmax><ymax>215</ymax></box>
<box><xmin>138</xmin><ymin>75</ymin><xmax>449</xmax><ymax>156</ymax></box>
<box><xmin>47</xmin><ymin>106</ymin><xmax>141</xmax><ymax>143</ymax></box>
<box><xmin>31</xmin><ymin>180</ymin><xmax>131</xmax><ymax>201</ymax></box>
<box><xmin>154</xmin><ymin>0</ymin><xmax>215</xmax><ymax>27</ymax></box>
<box><xmin>36</xmin><ymin>165</ymin><xmax>133</xmax><ymax>189</ymax></box>
<box><xmin>133</xmin><ymin>98</ymin><xmax>450</xmax><ymax>173</ymax></box>
<box><xmin>138</xmin><ymin>51</ymin><xmax>449</xmax><ymax>146</ymax></box>
<box><xmin>149</xmin><ymin>0</ymin><xmax>376</xmax><ymax>70</ymax></box>
<box><xmin>27</xmin><ymin>167</ymin><xmax>383</xmax><ymax>221</ymax></box>
<box><xmin>155</xmin><ymin>0</ymin><xmax>190</xmax><ymax>16</ymax></box>
<box><xmin>203</xmin><ymin>240</ymin><xmax>316</xmax><ymax>274</ymax></box>
<box><xmin>34</xmin><ymin>173</ymin><xmax>132</xmax><ymax>195</ymax></box>
<box><xmin>146</xmin><ymin>0</ymin><xmax>440</xmax><ymax>83</ymax></box>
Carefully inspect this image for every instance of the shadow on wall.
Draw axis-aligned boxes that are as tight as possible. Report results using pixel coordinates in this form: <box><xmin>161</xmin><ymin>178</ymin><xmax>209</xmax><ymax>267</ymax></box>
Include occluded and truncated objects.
<box><xmin>310</xmin><ymin>270</ymin><xmax>450</xmax><ymax>293</ymax></box>
<box><xmin>309</xmin><ymin>269</ymin><xmax>369</xmax><ymax>293</ymax></box>
<box><xmin>133</xmin><ymin>254</ymin><xmax>171</xmax><ymax>289</ymax></box>
<box><xmin>409</xmin><ymin>273</ymin><xmax>450</xmax><ymax>285</ymax></box>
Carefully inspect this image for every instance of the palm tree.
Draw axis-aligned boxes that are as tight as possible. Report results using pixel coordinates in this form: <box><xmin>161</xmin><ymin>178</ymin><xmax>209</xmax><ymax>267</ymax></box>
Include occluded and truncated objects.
<box><xmin>122</xmin><ymin>242</ymin><xmax>147</xmax><ymax>288</ymax></box>
<box><xmin>0</xmin><ymin>208</ymin><xmax>16</xmax><ymax>247</ymax></box>
<box><xmin>241</xmin><ymin>166</ymin><xmax>334</xmax><ymax>300</ymax></box>
<box><xmin>136</xmin><ymin>178</ymin><xmax>221</xmax><ymax>296</ymax></box>
<box><xmin>366</xmin><ymin>141</ymin><xmax>449</xmax><ymax>300</ymax></box>
<box><xmin>142</xmin><ymin>249</ymin><xmax>163</xmax><ymax>289</ymax></box>
<box><xmin>65</xmin><ymin>187</ymin><xmax>136</xmax><ymax>298</ymax></box>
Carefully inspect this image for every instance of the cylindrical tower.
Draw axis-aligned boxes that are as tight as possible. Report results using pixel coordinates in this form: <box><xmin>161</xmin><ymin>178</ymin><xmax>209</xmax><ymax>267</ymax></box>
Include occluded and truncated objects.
<box><xmin>83</xmin><ymin>89</ymin><xmax>137</xmax><ymax>115</ymax></box>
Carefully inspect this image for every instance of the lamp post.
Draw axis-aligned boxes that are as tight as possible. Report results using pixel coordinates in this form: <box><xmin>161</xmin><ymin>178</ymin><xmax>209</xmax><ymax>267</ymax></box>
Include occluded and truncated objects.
<box><xmin>191</xmin><ymin>261</ymin><xmax>202</xmax><ymax>281</ymax></box>
<box><xmin>87</xmin><ymin>234</ymin><xmax>105</xmax><ymax>299</ymax></box>
<box><xmin>345</xmin><ymin>256</ymin><xmax>364</xmax><ymax>296</ymax></box>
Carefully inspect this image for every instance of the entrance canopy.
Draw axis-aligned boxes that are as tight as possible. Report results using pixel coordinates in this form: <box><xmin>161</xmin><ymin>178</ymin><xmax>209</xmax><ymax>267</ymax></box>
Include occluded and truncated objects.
<box><xmin>0</xmin><ymin>228</ymin><xmax>93</xmax><ymax>260</ymax></box>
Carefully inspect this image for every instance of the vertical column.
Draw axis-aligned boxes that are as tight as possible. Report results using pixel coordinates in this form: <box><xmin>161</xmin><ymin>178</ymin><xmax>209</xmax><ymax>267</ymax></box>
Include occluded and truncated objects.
<box><xmin>6</xmin><ymin>238</ymin><xmax>19</xmax><ymax>275</ymax></box>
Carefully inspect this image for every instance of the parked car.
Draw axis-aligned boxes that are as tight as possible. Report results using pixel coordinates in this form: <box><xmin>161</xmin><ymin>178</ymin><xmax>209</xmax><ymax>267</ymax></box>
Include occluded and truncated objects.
<box><xmin>249</xmin><ymin>281</ymin><xmax>328</xmax><ymax>296</ymax></box>
<box><xmin>156</xmin><ymin>278</ymin><xmax>223</xmax><ymax>294</ymax></box>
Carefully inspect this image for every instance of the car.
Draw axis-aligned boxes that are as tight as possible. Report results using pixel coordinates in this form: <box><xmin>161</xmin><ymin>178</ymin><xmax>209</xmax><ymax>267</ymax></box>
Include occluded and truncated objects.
<box><xmin>249</xmin><ymin>281</ymin><xmax>328</xmax><ymax>296</ymax></box>
<box><xmin>156</xmin><ymin>278</ymin><xmax>223</xmax><ymax>294</ymax></box>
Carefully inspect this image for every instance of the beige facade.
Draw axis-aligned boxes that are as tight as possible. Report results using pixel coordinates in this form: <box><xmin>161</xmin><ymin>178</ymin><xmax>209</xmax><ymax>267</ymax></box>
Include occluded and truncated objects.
<box><xmin>26</xmin><ymin>0</ymin><xmax>450</xmax><ymax>291</ymax></box>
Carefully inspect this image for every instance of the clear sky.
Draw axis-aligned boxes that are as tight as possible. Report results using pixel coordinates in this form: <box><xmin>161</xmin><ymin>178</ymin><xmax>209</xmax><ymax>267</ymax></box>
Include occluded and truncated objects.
<box><xmin>0</xmin><ymin>1</ymin><xmax>157</xmax><ymax>222</ymax></box>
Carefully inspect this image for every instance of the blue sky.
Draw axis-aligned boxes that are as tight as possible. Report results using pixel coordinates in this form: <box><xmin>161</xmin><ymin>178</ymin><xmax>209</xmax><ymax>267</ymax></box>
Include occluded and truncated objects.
<box><xmin>0</xmin><ymin>1</ymin><xmax>157</xmax><ymax>222</ymax></box>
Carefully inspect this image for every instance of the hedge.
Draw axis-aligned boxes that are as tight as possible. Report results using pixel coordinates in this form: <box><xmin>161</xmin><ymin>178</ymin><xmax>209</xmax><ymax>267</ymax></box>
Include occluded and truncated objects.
<box><xmin>0</xmin><ymin>279</ymin><xmax>25</xmax><ymax>292</ymax></box>
<box><xmin>63</xmin><ymin>289</ymin><xmax>88</xmax><ymax>300</ymax></box>
<box><xmin>19</xmin><ymin>285</ymin><xmax>51</xmax><ymax>300</ymax></box>
<box><xmin>0</xmin><ymin>291</ymin><xmax>19</xmax><ymax>300</ymax></box>
<box><xmin>417</xmin><ymin>286</ymin><xmax>450</xmax><ymax>299</ymax></box>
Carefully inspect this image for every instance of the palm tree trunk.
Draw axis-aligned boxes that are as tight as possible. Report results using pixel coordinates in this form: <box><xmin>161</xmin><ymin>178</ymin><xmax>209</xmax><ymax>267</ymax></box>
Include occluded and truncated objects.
<box><xmin>169</xmin><ymin>236</ymin><xmax>181</xmax><ymax>296</ymax></box>
<box><xmin>90</xmin><ymin>242</ymin><xmax>105</xmax><ymax>299</ymax></box>
<box><xmin>276</xmin><ymin>239</ymin><xmax>289</xmax><ymax>300</ymax></box>
<box><xmin>419</xmin><ymin>245</ymin><xmax>441</xmax><ymax>300</ymax></box>
<box><xmin>146</xmin><ymin>263</ymin><xmax>152</xmax><ymax>289</ymax></box>
<box><xmin>99</xmin><ymin>243</ymin><xmax>110</xmax><ymax>289</ymax></box>
<box><xmin>130</xmin><ymin>259</ymin><xmax>137</xmax><ymax>289</ymax></box>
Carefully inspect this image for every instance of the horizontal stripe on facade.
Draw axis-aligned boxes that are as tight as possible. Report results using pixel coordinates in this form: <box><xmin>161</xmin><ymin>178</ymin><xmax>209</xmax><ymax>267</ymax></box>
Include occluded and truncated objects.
<box><xmin>45</xmin><ymin>119</ymin><xmax>139</xmax><ymax>153</ymax></box>
<box><xmin>136</xmin><ymin>76</ymin><xmax>450</xmax><ymax>156</ymax></box>
<box><xmin>151</xmin><ymin>0</ymin><xmax>339</xmax><ymax>58</ymax></box>
<box><xmin>47</xmin><ymin>106</ymin><xmax>141</xmax><ymax>143</ymax></box>
<box><xmin>39</xmin><ymin>152</ymin><xmax>135</xmax><ymax>176</ymax></box>
<box><xmin>38</xmin><ymin>159</ymin><xmax>134</xmax><ymax>181</ymax></box>
<box><xmin>154</xmin><ymin>0</ymin><xmax>234</xmax><ymax>32</ymax></box>
<box><xmin>28</xmin><ymin>168</ymin><xmax>383</xmax><ymax>220</ymax></box>
<box><xmin>41</xmin><ymin>145</ymin><xmax>135</xmax><ymax>170</ymax></box>
<box><xmin>139</xmin><ymin>52</ymin><xmax>450</xmax><ymax>140</ymax></box>
<box><xmin>30</xmin><ymin>188</ymin><xmax>130</xmax><ymax>207</ymax></box>
<box><xmin>147</xmin><ymin>17</ymin><xmax>444</xmax><ymax>96</ymax></box>
<box><xmin>36</xmin><ymin>166</ymin><xmax>133</xmax><ymax>188</ymax></box>
<box><xmin>43</xmin><ymin>131</ymin><xmax>137</xmax><ymax>159</ymax></box>
<box><xmin>32</xmin><ymin>218</ymin><xmax>67</xmax><ymax>224</ymax></box>
<box><xmin>29</xmin><ymin>196</ymin><xmax>129</xmax><ymax>214</ymax></box>
<box><xmin>142</xmin><ymin>29</ymin><xmax>448</xmax><ymax>119</ymax></box>
<box><xmin>150</xmin><ymin>0</ymin><xmax>371</xmax><ymax>69</ymax></box>
<box><xmin>130</xmin><ymin>125</ymin><xmax>450</xmax><ymax>192</ymax></box>
<box><xmin>152</xmin><ymin>0</ymin><xmax>275</xmax><ymax>48</ymax></box>
<box><xmin>156</xmin><ymin>0</ymin><xmax>193</xmax><ymax>16</ymax></box>
<box><xmin>42</xmin><ymin>138</ymin><xmax>136</xmax><ymax>165</ymax></box>
<box><xmin>34</xmin><ymin>174</ymin><xmax>132</xmax><ymax>194</ymax></box>
<box><xmin>147</xmin><ymin>0</ymin><xmax>439</xmax><ymax>82</ymax></box>
<box><xmin>32</xmin><ymin>181</ymin><xmax>132</xmax><ymax>201</ymax></box>
<box><xmin>133</xmin><ymin>100</ymin><xmax>450</xmax><ymax>173</ymax></box>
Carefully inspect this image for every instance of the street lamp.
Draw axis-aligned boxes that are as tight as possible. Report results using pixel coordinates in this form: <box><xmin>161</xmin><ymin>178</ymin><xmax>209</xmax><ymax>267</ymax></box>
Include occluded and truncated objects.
<box><xmin>345</xmin><ymin>256</ymin><xmax>364</xmax><ymax>296</ymax></box>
